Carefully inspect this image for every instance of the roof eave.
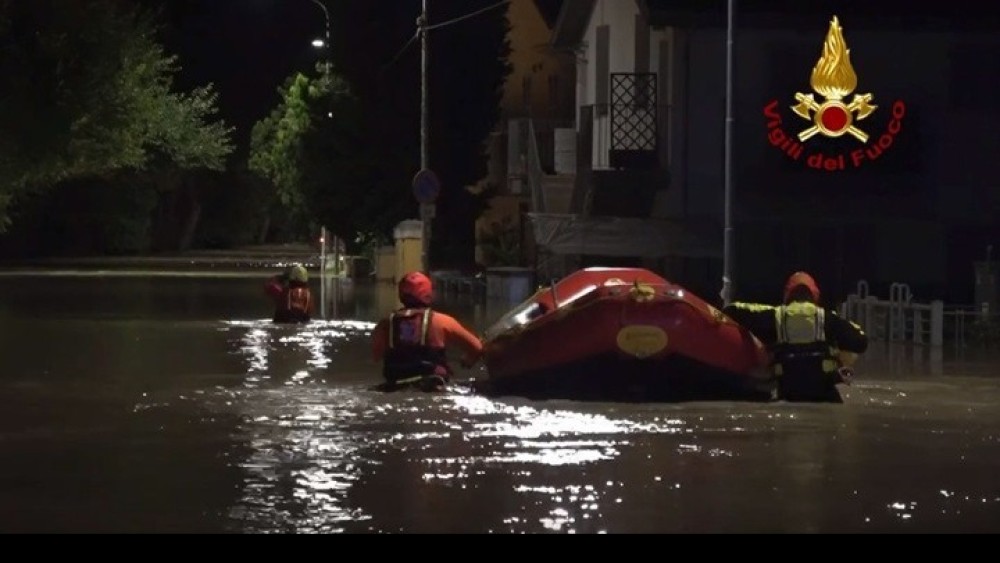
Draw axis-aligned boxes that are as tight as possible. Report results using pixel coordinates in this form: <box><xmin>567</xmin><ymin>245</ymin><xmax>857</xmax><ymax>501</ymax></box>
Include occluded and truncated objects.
<box><xmin>551</xmin><ymin>0</ymin><xmax>597</xmax><ymax>49</ymax></box>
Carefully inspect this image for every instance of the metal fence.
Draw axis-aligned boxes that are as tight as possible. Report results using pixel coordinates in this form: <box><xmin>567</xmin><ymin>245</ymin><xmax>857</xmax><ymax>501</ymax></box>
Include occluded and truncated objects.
<box><xmin>840</xmin><ymin>280</ymin><xmax>944</xmax><ymax>346</ymax></box>
<box><xmin>840</xmin><ymin>279</ymin><xmax>1000</xmax><ymax>349</ymax></box>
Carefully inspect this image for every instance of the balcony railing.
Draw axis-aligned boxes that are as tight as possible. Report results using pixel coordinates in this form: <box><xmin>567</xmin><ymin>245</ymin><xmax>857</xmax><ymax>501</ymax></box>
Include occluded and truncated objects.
<box><xmin>609</xmin><ymin>72</ymin><xmax>659</xmax><ymax>169</ymax></box>
<box><xmin>581</xmin><ymin>104</ymin><xmax>670</xmax><ymax>171</ymax></box>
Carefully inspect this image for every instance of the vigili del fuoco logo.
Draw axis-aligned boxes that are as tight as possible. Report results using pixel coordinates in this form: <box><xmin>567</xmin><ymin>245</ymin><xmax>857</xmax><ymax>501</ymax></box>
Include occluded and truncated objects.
<box><xmin>763</xmin><ymin>16</ymin><xmax>906</xmax><ymax>171</ymax></box>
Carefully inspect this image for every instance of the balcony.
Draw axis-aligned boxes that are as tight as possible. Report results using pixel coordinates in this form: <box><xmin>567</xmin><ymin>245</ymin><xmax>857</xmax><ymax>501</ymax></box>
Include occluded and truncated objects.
<box><xmin>608</xmin><ymin>72</ymin><xmax>659</xmax><ymax>170</ymax></box>
<box><xmin>581</xmin><ymin>78</ymin><xmax>669</xmax><ymax>172</ymax></box>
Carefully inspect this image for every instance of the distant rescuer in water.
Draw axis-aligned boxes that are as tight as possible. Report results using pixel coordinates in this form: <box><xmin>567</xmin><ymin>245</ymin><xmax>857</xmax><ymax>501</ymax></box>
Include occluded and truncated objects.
<box><xmin>371</xmin><ymin>271</ymin><xmax>484</xmax><ymax>391</ymax></box>
<box><xmin>264</xmin><ymin>263</ymin><xmax>314</xmax><ymax>324</ymax></box>
<box><xmin>722</xmin><ymin>271</ymin><xmax>868</xmax><ymax>403</ymax></box>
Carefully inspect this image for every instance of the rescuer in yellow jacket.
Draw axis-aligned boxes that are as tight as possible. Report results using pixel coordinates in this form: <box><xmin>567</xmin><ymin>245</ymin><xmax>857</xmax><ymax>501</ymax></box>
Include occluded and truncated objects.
<box><xmin>722</xmin><ymin>272</ymin><xmax>868</xmax><ymax>403</ymax></box>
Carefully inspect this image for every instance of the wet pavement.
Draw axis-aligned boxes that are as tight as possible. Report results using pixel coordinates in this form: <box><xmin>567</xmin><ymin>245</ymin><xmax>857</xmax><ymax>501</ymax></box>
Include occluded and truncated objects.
<box><xmin>0</xmin><ymin>273</ymin><xmax>998</xmax><ymax>533</ymax></box>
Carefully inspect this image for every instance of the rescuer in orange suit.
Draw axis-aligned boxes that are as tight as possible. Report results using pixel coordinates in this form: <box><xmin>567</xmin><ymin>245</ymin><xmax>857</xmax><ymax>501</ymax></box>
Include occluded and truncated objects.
<box><xmin>371</xmin><ymin>271</ymin><xmax>484</xmax><ymax>391</ymax></box>
<box><xmin>264</xmin><ymin>263</ymin><xmax>314</xmax><ymax>324</ymax></box>
<box><xmin>722</xmin><ymin>271</ymin><xmax>868</xmax><ymax>403</ymax></box>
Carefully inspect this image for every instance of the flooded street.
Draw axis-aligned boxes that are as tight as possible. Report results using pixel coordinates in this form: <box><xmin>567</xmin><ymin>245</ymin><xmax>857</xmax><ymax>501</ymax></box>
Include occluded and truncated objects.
<box><xmin>0</xmin><ymin>273</ymin><xmax>998</xmax><ymax>533</ymax></box>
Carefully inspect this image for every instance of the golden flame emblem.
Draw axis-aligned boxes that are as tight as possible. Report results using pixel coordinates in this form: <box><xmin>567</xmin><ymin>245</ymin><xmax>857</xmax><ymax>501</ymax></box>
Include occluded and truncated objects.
<box><xmin>791</xmin><ymin>16</ymin><xmax>877</xmax><ymax>143</ymax></box>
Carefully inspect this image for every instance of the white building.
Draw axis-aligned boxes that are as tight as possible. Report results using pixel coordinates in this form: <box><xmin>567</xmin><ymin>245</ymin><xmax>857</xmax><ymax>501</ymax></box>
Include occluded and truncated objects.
<box><xmin>527</xmin><ymin>0</ymin><xmax>715</xmax><ymax>287</ymax></box>
<box><xmin>533</xmin><ymin>0</ymin><xmax>1000</xmax><ymax>304</ymax></box>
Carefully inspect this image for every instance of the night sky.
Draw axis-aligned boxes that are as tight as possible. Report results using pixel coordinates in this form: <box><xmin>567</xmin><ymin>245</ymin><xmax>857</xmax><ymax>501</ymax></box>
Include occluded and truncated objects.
<box><xmin>141</xmin><ymin>0</ymin><xmax>563</xmax><ymax>153</ymax></box>
<box><xmin>141</xmin><ymin>0</ymin><xmax>340</xmax><ymax>148</ymax></box>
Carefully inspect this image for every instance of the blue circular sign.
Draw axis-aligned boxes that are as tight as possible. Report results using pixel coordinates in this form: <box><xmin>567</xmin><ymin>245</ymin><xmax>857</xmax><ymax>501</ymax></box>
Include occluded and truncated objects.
<box><xmin>412</xmin><ymin>169</ymin><xmax>441</xmax><ymax>204</ymax></box>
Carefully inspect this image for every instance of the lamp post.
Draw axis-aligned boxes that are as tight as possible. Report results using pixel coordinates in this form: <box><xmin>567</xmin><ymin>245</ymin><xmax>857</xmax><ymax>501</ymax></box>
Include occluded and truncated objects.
<box><xmin>721</xmin><ymin>0</ymin><xmax>735</xmax><ymax>307</ymax></box>
<box><xmin>309</xmin><ymin>0</ymin><xmax>334</xmax><ymax>317</ymax></box>
<box><xmin>308</xmin><ymin>0</ymin><xmax>331</xmax><ymax>75</ymax></box>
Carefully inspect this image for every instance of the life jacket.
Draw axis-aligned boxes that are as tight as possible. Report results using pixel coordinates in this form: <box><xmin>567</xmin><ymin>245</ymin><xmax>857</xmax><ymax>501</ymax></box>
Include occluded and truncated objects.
<box><xmin>772</xmin><ymin>301</ymin><xmax>839</xmax><ymax>376</ymax></box>
<box><xmin>274</xmin><ymin>285</ymin><xmax>311</xmax><ymax>323</ymax></box>
<box><xmin>287</xmin><ymin>287</ymin><xmax>311</xmax><ymax>316</ymax></box>
<box><xmin>383</xmin><ymin>308</ymin><xmax>449</xmax><ymax>383</ymax></box>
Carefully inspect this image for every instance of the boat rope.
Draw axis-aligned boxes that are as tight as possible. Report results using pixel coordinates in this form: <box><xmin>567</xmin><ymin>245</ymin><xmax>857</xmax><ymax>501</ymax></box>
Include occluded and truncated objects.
<box><xmin>629</xmin><ymin>281</ymin><xmax>656</xmax><ymax>303</ymax></box>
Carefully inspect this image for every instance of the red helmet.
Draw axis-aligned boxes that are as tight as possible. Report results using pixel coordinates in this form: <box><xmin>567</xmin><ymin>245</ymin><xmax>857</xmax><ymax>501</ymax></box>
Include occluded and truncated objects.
<box><xmin>398</xmin><ymin>271</ymin><xmax>434</xmax><ymax>307</ymax></box>
<box><xmin>783</xmin><ymin>271</ymin><xmax>820</xmax><ymax>304</ymax></box>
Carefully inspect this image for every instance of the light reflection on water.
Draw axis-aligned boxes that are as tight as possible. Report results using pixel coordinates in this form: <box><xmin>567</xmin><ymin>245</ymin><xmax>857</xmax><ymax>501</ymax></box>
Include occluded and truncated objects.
<box><xmin>221</xmin><ymin>319</ymin><xmax>378</xmax><ymax>387</ymax></box>
<box><xmin>203</xmin><ymin>327</ymin><xmax>1000</xmax><ymax>534</ymax></box>
<box><xmin>214</xmin><ymin>382</ymin><xmax>707</xmax><ymax>534</ymax></box>
<box><xmin>2</xmin><ymin>276</ymin><xmax>1000</xmax><ymax>533</ymax></box>
<box><xmin>112</xmin><ymin>311</ymin><xmax>1000</xmax><ymax>534</ymax></box>
<box><xmin>224</xmin><ymin>387</ymin><xmax>376</xmax><ymax>533</ymax></box>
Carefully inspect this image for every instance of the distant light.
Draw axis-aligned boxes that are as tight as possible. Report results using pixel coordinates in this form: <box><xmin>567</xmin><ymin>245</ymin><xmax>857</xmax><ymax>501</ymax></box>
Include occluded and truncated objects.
<box><xmin>311</xmin><ymin>38</ymin><xmax>325</xmax><ymax>48</ymax></box>
<box><xmin>319</xmin><ymin>237</ymin><xmax>325</xmax><ymax>244</ymax></box>
<box><xmin>327</xmin><ymin>112</ymin><xmax>333</xmax><ymax>118</ymax></box>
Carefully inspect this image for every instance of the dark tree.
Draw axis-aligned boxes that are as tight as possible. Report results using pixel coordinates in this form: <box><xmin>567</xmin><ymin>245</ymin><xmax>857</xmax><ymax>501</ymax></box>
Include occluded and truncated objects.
<box><xmin>0</xmin><ymin>0</ymin><xmax>233</xmax><ymax>234</ymax></box>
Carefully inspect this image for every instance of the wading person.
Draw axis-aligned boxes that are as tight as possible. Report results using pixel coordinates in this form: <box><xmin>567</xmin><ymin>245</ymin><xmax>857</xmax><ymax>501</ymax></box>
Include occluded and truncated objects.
<box><xmin>264</xmin><ymin>263</ymin><xmax>313</xmax><ymax>324</ymax></box>
<box><xmin>723</xmin><ymin>271</ymin><xmax>868</xmax><ymax>403</ymax></box>
<box><xmin>371</xmin><ymin>271</ymin><xmax>484</xmax><ymax>391</ymax></box>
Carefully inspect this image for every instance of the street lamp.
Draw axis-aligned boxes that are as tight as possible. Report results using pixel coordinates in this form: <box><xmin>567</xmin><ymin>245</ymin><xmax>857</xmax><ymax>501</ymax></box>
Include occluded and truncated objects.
<box><xmin>307</xmin><ymin>0</ymin><xmax>334</xmax><ymax>317</ymax></box>
<box><xmin>308</xmin><ymin>0</ymin><xmax>331</xmax><ymax>74</ymax></box>
<box><xmin>306</xmin><ymin>4</ymin><xmax>332</xmax><ymax>119</ymax></box>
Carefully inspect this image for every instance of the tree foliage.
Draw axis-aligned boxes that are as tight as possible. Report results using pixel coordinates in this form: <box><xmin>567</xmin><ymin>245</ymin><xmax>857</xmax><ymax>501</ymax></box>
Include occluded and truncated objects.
<box><xmin>249</xmin><ymin>65</ymin><xmax>412</xmax><ymax>248</ymax></box>
<box><xmin>247</xmin><ymin>1</ymin><xmax>513</xmax><ymax>262</ymax></box>
<box><xmin>249</xmin><ymin>69</ymin><xmax>351</xmax><ymax>232</ymax></box>
<box><xmin>249</xmin><ymin>71</ymin><xmax>339</xmax><ymax>216</ymax></box>
<box><xmin>0</xmin><ymin>0</ymin><xmax>233</xmax><ymax>230</ymax></box>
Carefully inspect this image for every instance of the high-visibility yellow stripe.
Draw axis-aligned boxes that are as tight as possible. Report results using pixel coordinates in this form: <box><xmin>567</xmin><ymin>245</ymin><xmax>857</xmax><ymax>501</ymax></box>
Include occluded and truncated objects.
<box><xmin>730</xmin><ymin>302</ymin><xmax>775</xmax><ymax>312</ymax></box>
<box><xmin>420</xmin><ymin>309</ymin><xmax>431</xmax><ymax>346</ymax></box>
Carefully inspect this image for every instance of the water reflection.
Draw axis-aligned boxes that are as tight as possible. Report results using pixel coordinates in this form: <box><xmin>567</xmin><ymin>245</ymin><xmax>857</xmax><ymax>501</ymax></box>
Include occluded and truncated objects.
<box><xmin>221</xmin><ymin>319</ymin><xmax>377</xmax><ymax>387</ymax></box>
<box><xmin>3</xmin><ymin>275</ymin><xmax>1000</xmax><ymax>533</ymax></box>
<box><xmin>205</xmin><ymin>312</ymin><xmax>1000</xmax><ymax>533</ymax></box>
<box><xmin>202</xmin><ymin>358</ymin><xmax>1000</xmax><ymax>534</ymax></box>
<box><xmin>225</xmin><ymin>386</ymin><xmax>377</xmax><ymax>533</ymax></box>
<box><xmin>317</xmin><ymin>279</ymin><xmax>397</xmax><ymax>324</ymax></box>
<box><xmin>209</xmin><ymin>328</ymin><xmax>852</xmax><ymax>535</ymax></box>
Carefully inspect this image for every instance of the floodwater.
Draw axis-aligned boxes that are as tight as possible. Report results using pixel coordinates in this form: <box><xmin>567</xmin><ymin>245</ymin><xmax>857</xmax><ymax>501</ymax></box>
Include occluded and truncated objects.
<box><xmin>0</xmin><ymin>272</ymin><xmax>998</xmax><ymax>534</ymax></box>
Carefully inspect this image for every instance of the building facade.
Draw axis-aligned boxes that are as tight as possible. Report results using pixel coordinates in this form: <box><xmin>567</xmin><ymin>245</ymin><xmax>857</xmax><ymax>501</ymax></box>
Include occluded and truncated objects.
<box><xmin>472</xmin><ymin>0</ymin><xmax>576</xmax><ymax>269</ymax></box>
<box><xmin>547</xmin><ymin>0</ymin><xmax>1000</xmax><ymax>304</ymax></box>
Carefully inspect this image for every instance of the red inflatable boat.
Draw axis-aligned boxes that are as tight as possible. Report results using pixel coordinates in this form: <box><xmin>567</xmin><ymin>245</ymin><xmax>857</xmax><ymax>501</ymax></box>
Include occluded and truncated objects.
<box><xmin>480</xmin><ymin>268</ymin><xmax>773</xmax><ymax>401</ymax></box>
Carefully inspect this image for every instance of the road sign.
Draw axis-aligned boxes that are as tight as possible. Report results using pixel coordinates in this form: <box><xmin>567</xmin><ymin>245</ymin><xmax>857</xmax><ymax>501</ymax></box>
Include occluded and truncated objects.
<box><xmin>412</xmin><ymin>168</ymin><xmax>441</xmax><ymax>204</ymax></box>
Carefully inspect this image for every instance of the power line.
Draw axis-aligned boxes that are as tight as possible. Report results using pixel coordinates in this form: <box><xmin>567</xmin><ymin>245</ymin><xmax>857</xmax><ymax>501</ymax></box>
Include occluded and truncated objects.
<box><xmin>381</xmin><ymin>0</ymin><xmax>511</xmax><ymax>71</ymax></box>
<box><xmin>425</xmin><ymin>0</ymin><xmax>511</xmax><ymax>31</ymax></box>
<box><xmin>381</xmin><ymin>29</ymin><xmax>420</xmax><ymax>73</ymax></box>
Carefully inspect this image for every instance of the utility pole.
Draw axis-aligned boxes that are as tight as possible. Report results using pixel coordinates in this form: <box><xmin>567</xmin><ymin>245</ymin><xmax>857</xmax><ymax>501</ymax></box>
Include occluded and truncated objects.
<box><xmin>721</xmin><ymin>0</ymin><xmax>735</xmax><ymax>306</ymax></box>
<box><xmin>418</xmin><ymin>0</ymin><xmax>433</xmax><ymax>274</ymax></box>
<box><xmin>320</xmin><ymin>226</ymin><xmax>327</xmax><ymax>319</ymax></box>
<box><xmin>408</xmin><ymin>1</ymin><xmax>510</xmax><ymax>274</ymax></box>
